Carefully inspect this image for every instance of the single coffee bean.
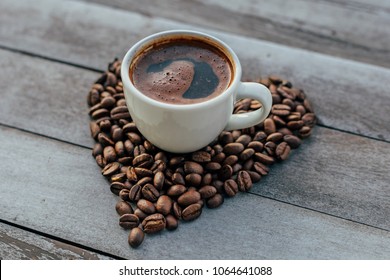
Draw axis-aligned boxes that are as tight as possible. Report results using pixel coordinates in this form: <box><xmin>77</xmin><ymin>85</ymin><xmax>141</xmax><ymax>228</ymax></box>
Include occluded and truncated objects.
<box><xmin>223</xmin><ymin>155</ymin><xmax>238</xmax><ymax>166</ymax></box>
<box><xmin>112</xmin><ymin>127</ymin><xmax>124</xmax><ymax>142</ymax></box>
<box><xmin>127</xmin><ymin>132</ymin><xmax>142</xmax><ymax>145</ymax></box>
<box><xmin>114</xmin><ymin>141</ymin><xmax>125</xmax><ymax>157</ymax></box>
<box><xmin>111</xmin><ymin>172</ymin><xmax>127</xmax><ymax>183</ymax></box>
<box><xmin>185</xmin><ymin>173</ymin><xmax>202</xmax><ymax>186</ymax></box>
<box><xmin>115</xmin><ymin>201</ymin><xmax>133</xmax><ymax>216</ymax></box>
<box><xmin>92</xmin><ymin>142</ymin><xmax>103</xmax><ymax>157</ymax></box>
<box><xmin>178</xmin><ymin>190</ymin><xmax>201</xmax><ymax>207</ymax></box>
<box><xmin>303</xmin><ymin>99</ymin><xmax>313</xmax><ymax>113</ymax></box>
<box><xmin>219</xmin><ymin>131</ymin><xmax>234</xmax><ymax>145</ymax></box>
<box><xmin>205</xmin><ymin>162</ymin><xmax>222</xmax><ymax>172</ymax></box>
<box><xmin>264</xmin><ymin>141</ymin><xmax>276</xmax><ymax>156</ymax></box>
<box><xmin>232</xmin><ymin>163</ymin><xmax>243</xmax><ymax>173</ymax></box>
<box><xmin>101</xmin><ymin>162</ymin><xmax>120</xmax><ymax>176</ymax></box>
<box><xmin>124</xmin><ymin>139</ymin><xmax>134</xmax><ymax>154</ymax></box>
<box><xmin>235</xmin><ymin>134</ymin><xmax>252</xmax><ymax>146</ymax></box>
<box><xmin>167</xmin><ymin>184</ymin><xmax>187</xmax><ymax>197</ymax></box>
<box><xmin>128</xmin><ymin>227</ymin><xmax>144</xmax><ymax>248</ymax></box>
<box><xmin>97</xmin><ymin>133</ymin><xmax>114</xmax><ymax>146</ymax></box>
<box><xmin>153</xmin><ymin>171</ymin><xmax>165</xmax><ymax>190</ymax></box>
<box><xmin>302</xmin><ymin>113</ymin><xmax>316</xmax><ymax>127</ymax></box>
<box><xmin>103</xmin><ymin>146</ymin><xmax>116</xmax><ymax>163</ymax></box>
<box><xmin>95</xmin><ymin>154</ymin><xmax>105</xmax><ymax>168</ymax></box>
<box><xmin>111</xmin><ymin>105</ymin><xmax>131</xmax><ymax>120</ymax></box>
<box><xmin>141</xmin><ymin>184</ymin><xmax>160</xmax><ymax>202</ymax></box>
<box><xmin>242</xmin><ymin>158</ymin><xmax>254</xmax><ymax>170</ymax></box>
<box><xmin>134</xmin><ymin>208</ymin><xmax>148</xmax><ymax>220</ymax></box>
<box><xmin>151</xmin><ymin>160</ymin><xmax>166</xmax><ymax>173</ymax></box>
<box><xmin>90</xmin><ymin>121</ymin><xmax>100</xmax><ymax>139</ymax></box>
<box><xmin>165</xmin><ymin>214</ymin><xmax>178</xmax><ymax>231</ymax></box>
<box><xmin>272</xmin><ymin>115</ymin><xmax>286</xmax><ymax>127</ymax></box>
<box><xmin>184</xmin><ymin>161</ymin><xmax>204</xmax><ymax>174</ymax></box>
<box><xmin>247</xmin><ymin>141</ymin><xmax>263</xmax><ymax>152</ymax></box>
<box><xmin>253</xmin><ymin>161</ymin><xmax>269</xmax><ymax>176</ymax></box>
<box><xmin>172</xmin><ymin>202</ymin><xmax>182</xmax><ymax>219</ymax></box>
<box><xmin>100</xmin><ymin>96</ymin><xmax>116</xmax><ymax>108</ymax></box>
<box><xmin>119</xmin><ymin>214</ymin><xmax>139</xmax><ymax>229</ymax></box>
<box><xmin>206</xmin><ymin>193</ymin><xmax>224</xmax><ymax>209</ymax></box>
<box><xmin>92</xmin><ymin>108</ymin><xmax>109</xmax><ymax>120</ymax></box>
<box><xmin>134</xmin><ymin>167</ymin><xmax>153</xmax><ymax>178</ymax></box>
<box><xmin>211</xmin><ymin>152</ymin><xmax>226</xmax><ymax>163</ymax></box>
<box><xmin>287</xmin><ymin>120</ymin><xmax>304</xmax><ymax>130</ymax></box>
<box><xmin>156</xmin><ymin>195</ymin><xmax>172</xmax><ymax>215</ymax></box>
<box><xmin>182</xmin><ymin>203</ymin><xmax>202</xmax><ymax>221</ymax></box>
<box><xmin>240</xmin><ymin>148</ymin><xmax>255</xmax><ymax>161</ymax></box>
<box><xmin>286</xmin><ymin>113</ymin><xmax>301</xmax><ymax>122</ymax></box>
<box><xmin>133</xmin><ymin>154</ymin><xmax>153</xmax><ymax>168</ymax></box>
<box><xmin>128</xmin><ymin>184</ymin><xmax>142</xmax><ymax>202</ymax></box>
<box><xmin>191</xmin><ymin>151</ymin><xmax>211</xmax><ymax>163</ymax></box>
<box><xmin>137</xmin><ymin>176</ymin><xmax>153</xmax><ymax>186</ymax></box>
<box><xmin>198</xmin><ymin>185</ymin><xmax>217</xmax><ymax>199</ymax></box>
<box><xmin>283</xmin><ymin>135</ymin><xmax>301</xmax><ymax>149</ymax></box>
<box><xmin>223</xmin><ymin>142</ymin><xmax>245</xmax><ymax>155</ymax></box>
<box><xmin>119</xmin><ymin>188</ymin><xmax>131</xmax><ymax>201</ymax></box>
<box><xmin>237</xmin><ymin>170</ymin><xmax>253</xmax><ymax>192</ymax></box>
<box><xmin>212</xmin><ymin>179</ymin><xmax>224</xmax><ymax>194</ymax></box>
<box><xmin>224</xmin><ymin>179</ymin><xmax>238</xmax><ymax>197</ymax></box>
<box><xmin>218</xmin><ymin>164</ymin><xmax>233</xmax><ymax>181</ymax></box>
<box><xmin>266</xmin><ymin>132</ymin><xmax>283</xmax><ymax>143</ymax></box>
<box><xmin>142</xmin><ymin>213</ymin><xmax>166</xmax><ymax>234</ymax></box>
<box><xmin>254</xmin><ymin>152</ymin><xmax>275</xmax><ymax>165</ymax></box>
<box><xmin>126</xmin><ymin>167</ymin><xmax>138</xmax><ymax>182</ymax></box>
<box><xmin>276</xmin><ymin>142</ymin><xmax>291</xmax><ymax>161</ymax></box>
<box><xmin>171</xmin><ymin>172</ymin><xmax>186</xmax><ymax>185</ymax></box>
<box><xmin>278</xmin><ymin>127</ymin><xmax>293</xmax><ymax>136</ymax></box>
<box><xmin>299</xmin><ymin>126</ymin><xmax>312</xmax><ymax>138</ymax></box>
<box><xmin>264</xmin><ymin>118</ymin><xmax>276</xmax><ymax>135</ymax></box>
<box><xmin>253</xmin><ymin>131</ymin><xmax>267</xmax><ymax>142</ymax></box>
<box><xmin>137</xmin><ymin>199</ymin><xmax>156</xmax><ymax>214</ymax></box>
<box><xmin>247</xmin><ymin>170</ymin><xmax>262</xmax><ymax>182</ymax></box>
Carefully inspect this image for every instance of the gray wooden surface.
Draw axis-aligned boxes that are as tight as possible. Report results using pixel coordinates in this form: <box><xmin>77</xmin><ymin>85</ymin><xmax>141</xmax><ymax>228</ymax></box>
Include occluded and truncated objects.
<box><xmin>0</xmin><ymin>0</ymin><xmax>389</xmax><ymax>259</ymax></box>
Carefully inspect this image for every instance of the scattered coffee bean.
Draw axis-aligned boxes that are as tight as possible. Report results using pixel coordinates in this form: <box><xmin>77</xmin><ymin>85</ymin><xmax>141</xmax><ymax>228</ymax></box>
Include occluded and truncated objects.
<box><xmin>119</xmin><ymin>214</ymin><xmax>139</xmax><ymax>229</ymax></box>
<box><xmin>116</xmin><ymin>201</ymin><xmax>133</xmax><ymax>216</ymax></box>
<box><xmin>142</xmin><ymin>213</ymin><xmax>166</xmax><ymax>234</ymax></box>
<box><xmin>182</xmin><ymin>203</ymin><xmax>202</xmax><ymax>221</ymax></box>
<box><xmin>128</xmin><ymin>227</ymin><xmax>144</xmax><ymax>248</ymax></box>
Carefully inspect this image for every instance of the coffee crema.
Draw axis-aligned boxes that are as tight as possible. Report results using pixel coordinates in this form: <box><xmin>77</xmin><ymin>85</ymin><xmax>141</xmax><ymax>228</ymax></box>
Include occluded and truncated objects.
<box><xmin>130</xmin><ymin>39</ymin><xmax>233</xmax><ymax>105</ymax></box>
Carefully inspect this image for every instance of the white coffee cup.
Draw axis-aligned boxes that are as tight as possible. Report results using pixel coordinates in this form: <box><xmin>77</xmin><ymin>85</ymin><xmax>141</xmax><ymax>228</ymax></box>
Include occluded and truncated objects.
<box><xmin>121</xmin><ymin>30</ymin><xmax>272</xmax><ymax>153</ymax></box>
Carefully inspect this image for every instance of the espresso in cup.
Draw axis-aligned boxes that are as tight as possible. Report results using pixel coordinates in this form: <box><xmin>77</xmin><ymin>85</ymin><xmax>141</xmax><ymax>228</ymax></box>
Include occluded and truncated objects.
<box><xmin>130</xmin><ymin>39</ymin><xmax>233</xmax><ymax>105</ymax></box>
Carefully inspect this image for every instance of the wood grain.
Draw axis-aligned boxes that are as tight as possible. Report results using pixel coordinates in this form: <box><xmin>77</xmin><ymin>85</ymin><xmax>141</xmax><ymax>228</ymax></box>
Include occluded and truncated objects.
<box><xmin>1</xmin><ymin>125</ymin><xmax>390</xmax><ymax>259</ymax></box>
<box><xmin>0</xmin><ymin>0</ymin><xmax>389</xmax><ymax>141</ymax></box>
<box><xmin>0</xmin><ymin>222</ymin><xmax>111</xmax><ymax>259</ymax></box>
<box><xmin>75</xmin><ymin>0</ymin><xmax>390</xmax><ymax>68</ymax></box>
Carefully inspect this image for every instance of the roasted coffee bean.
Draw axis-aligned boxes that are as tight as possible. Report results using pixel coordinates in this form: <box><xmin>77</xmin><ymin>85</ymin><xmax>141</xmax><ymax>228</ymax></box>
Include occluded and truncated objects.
<box><xmin>253</xmin><ymin>162</ymin><xmax>269</xmax><ymax>176</ymax></box>
<box><xmin>153</xmin><ymin>171</ymin><xmax>165</xmax><ymax>190</ymax></box>
<box><xmin>134</xmin><ymin>167</ymin><xmax>153</xmax><ymax>178</ymax></box>
<box><xmin>287</xmin><ymin>120</ymin><xmax>304</xmax><ymax>130</ymax></box>
<box><xmin>247</xmin><ymin>141</ymin><xmax>263</xmax><ymax>152</ymax></box>
<box><xmin>286</xmin><ymin>113</ymin><xmax>301</xmax><ymax>122</ymax></box>
<box><xmin>205</xmin><ymin>162</ymin><xmax>222</xmax><ymax>172</ymax></box>
<box><xmin>142</xmin><ymin>213</ymin><xmax>166</xmax><ymax>234</ymax></box>
<box><xmin>92</xmin><ymin>108</ymin><xmax>109</xmax><ymax>120</ymax></box>
<box><xmin>223</xmin><ymin>142</ymin><xmax>244</xmax><ymax>155</ymax></box>
<box><xmin>136</xmin><ymin>176</ymin><xmax>152</xmax><ymax>186</ymax></box>
<box><xmin>165</xmin><ymin>214</ymin><xmax>178</xmax><ymax>231</ymax></box>
<box><xmin>296</xmin><ymin>104</ymin><xmax>306</xmax><ymax>115</ymax></box>
<box><xmin>211</xmin><ymin>152</ymin><xmax>226</xmax><ymax>163</ymax></box>
<box><xmin>276</xmin><ymin>142</ymin><xmax>291</xmax><ymax>161</ymax></box>
<box><xmin>115</xmin><ymin>201</ymin><xmax>133</xmax><ymax>215</ymax></box>
<box><xmin>133</xmin><ymin>154</ymin><xmax>153</xmax><ymax>168</ymax></box>
<box><xmin>264</xmin><ymin>118</ymin><xmax>276</xmax><ymax>134</ymax></box>
<box><xmin>253</xmin><ymin>131</ymin><xmax>268</xmax><ymax>142</ymax></box>
<box><xmin>224</xmin><ymin>179</ymin><xmax>238</xmax><ymax>197</ymax></box>
<box><xmin>134</xmin><ymin>208</ymin><xmax>148</xmax><ymax>220</ymax></box>
<box><xmin>247</xmin><ymin>170</ymin><xmax>261</xmax><ymax>182</ymax></box>
<box><xmin>206</xmin><ymin>194</ymin><xmax>224</xmax><ymax>208</ymax></box>
<box><xmin>218</xmin><ymin>164</ymin><xmax>233</xmax><ymax>181</ymax></box>
<box><xmin>266</xmin><ymin>132</ymin><xmax>283</xmax><ymax>143</ymax></box>
<box><xmin>151</xmin><ymin>160</ymin><xmax>166</xmax><ymax>173</ymax></box>
<box><xmin>172</xmin><ymin>202</ymin><xmax>182</xmax><ymax>219</ymax></box>
<box><xmin>185</xmin><ymin>173</ymin><xmax>202</xmax><ymax>186</ymax></box>
<box><xmin>118</xmin><ymin>186</ymin><xmax>131</xmax><ymax>200</ymax></box>
<box><xmin>124</xmin><ymin>139</ymin><xmax>134</xmax><ymax>154</ymax></box>
<box><xmin>299</xmin><ymin>126</ymin><xmax>312</xmax><ymax>138</ymax></box>
<box><xmin>182</xmin><ymin>203</ymin><xmax>202</xmax><ymax>221</ymax></box>
<box><xmin>169</xmin><ymin>156</ymin><xmax>185</xmax><ymax>166</ymax></box>
<box><xmin>223</xmin><ymin>155</ymin><xmax>238</xmax><ymax>166</ymax></box>
<box><xmin>103</xmin><ymin>146</ymin><xmax>116</xmax><ymax>163</ymax></box>
<box><xmin>212</xmin><ymin>179</ymin><xmax>224</xmax><ymax>194</ymax></box>
<box><xmin>272</xmin><ymin>115</ymin><xmax>286</xmax><ymax>127</ymax></box>
<box><xmin>235</xmin><ymin>134</ymin><xmax>252</xmax><ymax>146</ymax></box>
<box><xmin>242</xmin><ymin>158</ymin><xmax>254</xmax><ymax>170</ymax></box>
<box><xmin>156</xmin><ymin>195</ymin><xmax>172</xmax><ymax>215</ymax></box>
<box><xmin>128</xmin><ymin>184</ymin><xmax>142</xmax><ymax>201</ymax></box>
<box><xmin>302</xmin><ymin>113</ymin><xmax>316</xmax><ymax>127</ymax></box>
<box><xmin>95</xmin><ymin>154</ymin><xmax>105</xmax><ymax>168</ymax></box>
<box><xmin>111</xmin><ymin>106</ymin><xmax>130</xmax><ymax>120</ymax></box>
<box><xmin>114</xmin><ymin>141</ymin><xmax>125</xmax><ymax>157</ymax></box>
<box><xmin>127</xmin><ymin>132</ymin><xmax>142</xmax><ymax>145</ymax></box>
<box><xmin>122</xmin><ymin>122</ymin><xmax>138</xmax><ymax>133</ymax></box>
<box><xmin>100</xmin><ymin>96</ymin><xmax>116</xmax><ymax>108</ymax></box>
<box><xmin>119</xmin><ymin>214</ymin><xmax>139</xmax><ymax>229</ymax></box>
<box><xmin>303</xmin><ymin>99</ymin><xmax>313</xmax><ymax>113</ymax></box>
<box><xmin>137</xmin><ymin>199</ymin><xmax>156</xmax><ymax>214</ymax></box>
<box><xmin>111</xmin><ymin>172</ymin><xmax>127</xmax><ymax>183</ymax></box>
<box><xmin>191</xmin><ymin>151</ymin><xmax>211</xmax><ymax>163</ymax></box>
<box><xmin>98</xmin><ymin>133</ymin><xmax>114</xmax><ymax>146</ymax></box>
<box><xmin>98</xmin><ymin>119</ymin><xmax>111</xmax><ymax>131</ymax></box>
<box><xmin>199</xmin><ymin>185</ymin><xmax>217</xmax><ymax>199</ymax></box>
<box><xmin>219</xmin><ymin>131</ymin><xmax>234</xmax><ymax>145</ymax></box>
<box><xmin>240</xmin><ymin>148</ymin><xmax>255</xmax><ymax>161</ymax></box>
<box><xmin>110</xmin><ymin>181</ymin><xmax>129</xmax><ymax>196</ymax></box>
<box><xmin>101</xmin><ymin>162</ymin><xmax>120</xmax><ymax>176</ymax></box>
<box><xmin>254</xmin><ymin>152</ymin><xmax>275</xmax><ymax>165</ymax></box>
<box><xmin>172</xmin><ymin>172</ymin><xmax>186</xmax><ymax>185</ymax></box>
<box><xmin>278</xmin><ymin>127</ymin><xmax>293</xmax><ymax>136</ymax></box>
<box><xmin>88</xmin><ymin>88</ymin><xmax>100</xmax><ymax>106</ymax></box>
<box><xmin>126</xmin><ymin>167</ymin><xmax>138</xmax><ymax>182</ymax></box>
<box><xmin>167</xmin><ymin>184</ymin><xmax>187</xmax><ymax>197</ymax></box>
<box><xmin>232</xmin><ymin>163</ymin><xmax>243</xmax><ymax>173</ymax></box>
<box><xmin>112</xmin><ymin>127</ymin><xmax>123</xmax><ymax>142</ymax></box>
<box><xmin>264</xmin><ymin>141</ymin><xmax>276</xmax><ymax>156</ymax></box>
<box><xmin>128</xmin><ymin>227</ymin><xmax>144</xmax><ymax>248</ymax></box>
<box><xmin>141</xmin><ymin>184</ymin><xmax>159</xmax><ymax>202</ymax></box>
<box><xmin>90</xmin><ymin>121</ymin><xmax>100</xmax><ymax>139</ymax></box>
<box><xmin>133</xmin><ymin>145</ymin><xmax>146</xmax><ymax>157</ymax></box>
<box><xmin>178</xmin><ymin>190</ymin><xmax>201</xmax><ymax>207</ymax></box>
<box><xmin>92</xmin><ymin>142</ymin><xmax>103</xmax><ymax>157</ymax></box>
<box><xmin>237</xmin><ymin>170</ymin><xmax>253</xmax><ymax>192</ymax></box>
<box><xmin>184</xmin><ymin>161</ymin><xmax>204</xmax><ymax>174</ymax></box>
<box><xmin>283</xmin><ymin>135</ymin><xmax>301</xmax><ymax>149</ymax></box>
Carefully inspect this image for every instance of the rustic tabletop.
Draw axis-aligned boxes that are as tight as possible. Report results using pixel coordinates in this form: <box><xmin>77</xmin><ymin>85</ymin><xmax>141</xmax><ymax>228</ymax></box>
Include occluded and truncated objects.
<box><xmin>0</xmin><ymin>0</ymin><xmax>389</xmax><ymax>260</ymax></box>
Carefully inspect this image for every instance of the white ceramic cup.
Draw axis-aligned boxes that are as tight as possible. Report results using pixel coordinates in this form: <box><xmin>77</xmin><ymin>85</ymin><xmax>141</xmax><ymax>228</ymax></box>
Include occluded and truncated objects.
<box><xmin>121</xmin><ymin>30</ymin><xmax>272</xmax><ymax>153</ymax></box>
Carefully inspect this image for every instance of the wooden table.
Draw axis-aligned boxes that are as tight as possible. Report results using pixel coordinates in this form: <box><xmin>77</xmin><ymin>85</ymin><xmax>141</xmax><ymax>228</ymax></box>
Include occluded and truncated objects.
<box><xmin>0</xmin><ymin>0</ymin><xmax>389</xmax><ymax>259</ymax></box>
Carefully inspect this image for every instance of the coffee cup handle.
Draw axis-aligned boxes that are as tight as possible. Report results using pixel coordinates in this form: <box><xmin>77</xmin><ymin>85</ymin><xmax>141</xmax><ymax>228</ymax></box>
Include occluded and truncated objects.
<box><xmin>224</xmin><ymin>82</ymin><xmax>272</xmax><ymax>131</ymax></box>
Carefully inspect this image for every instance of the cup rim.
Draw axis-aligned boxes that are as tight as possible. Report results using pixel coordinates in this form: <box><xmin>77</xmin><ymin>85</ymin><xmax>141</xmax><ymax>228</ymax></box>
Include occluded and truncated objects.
<box><xmin>121</xmin><ymin>29</ymin><xmax>242</xmax><ymax>111</ymax></box>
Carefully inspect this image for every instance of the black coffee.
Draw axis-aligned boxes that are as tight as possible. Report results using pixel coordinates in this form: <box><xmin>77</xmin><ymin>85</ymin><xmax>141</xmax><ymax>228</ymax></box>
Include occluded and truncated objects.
<box><xmin>130</xmin><ymin>39</ymin><xmax>233</xmax><ymax>104</ymax></box>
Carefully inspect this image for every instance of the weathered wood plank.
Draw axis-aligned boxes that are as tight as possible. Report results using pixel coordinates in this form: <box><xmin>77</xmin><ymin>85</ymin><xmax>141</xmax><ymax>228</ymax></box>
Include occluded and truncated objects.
<box><xmin>1</xmin><ymin>126</ymin><xmax>390</xmax><ymax>259</ymax></box>
<box><xmin>0</xmin><ymin>222</ymin><xmax>111</xmax><ymax>260</ymax></box>
<box><xmin>0</xmin><ymin>0</ymin><xmax>389</xmax><ymax>141</ymax></box>
<box><xmin>76</xmin><ymin>0</ymin><xmax>390</xmax><ymax>68</ymax></box>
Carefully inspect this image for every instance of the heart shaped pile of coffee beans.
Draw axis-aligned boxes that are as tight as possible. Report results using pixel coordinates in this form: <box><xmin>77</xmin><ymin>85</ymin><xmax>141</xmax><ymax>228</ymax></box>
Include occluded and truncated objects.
<box><xmin>87</xmin><ymin>59</ymin><xmax>316</xmax><ymax>248</ymax></box>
